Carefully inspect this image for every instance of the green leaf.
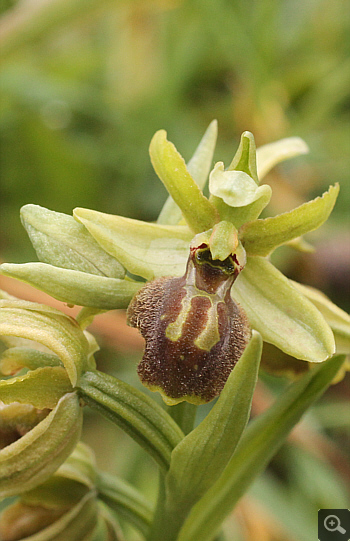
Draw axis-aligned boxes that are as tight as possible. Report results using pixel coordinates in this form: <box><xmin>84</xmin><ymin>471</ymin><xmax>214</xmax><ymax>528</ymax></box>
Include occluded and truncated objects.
<box><xmin>167</xmin><ymin>332</ymin><xmax>261</xmax><ymax>502</ymax></box>
<box><xmin>0</xmin><ymin>262</ymin><xmax>142</xmax><ymax>309</ymax></box>
<box><xmin>74</xmin><ymin>208</ymin><xmax>192</xmax><ymax>280</ymax></box>
<box><xmin>150</xmin><ymin>130</ymin><xmax>219</xmax><ymax>233</ymax></box>
<box><xmin>0</xmin><ymin>366</ymin><xmax>72</xmax><ymax>408</ymax></box>
<box><xmin>240</xmin><ymin>184</ymin><xmax>339</xmax><ymax>256</ymax></box>
<box><xmin>21</xmin><ymin>204</ymin><xmax>125</xmax><ymax>278</ymax></box>
<box><xmin>227</xmin><ymin>131</ymin><xmax>258</xmax><ymax>184</ymax></box>
<box><xmin>0</xmin><ymin>392</ymin><xmax>83</xmax><ymax>497</ymax></box>
<box><xmin>158</xmin><ymin>120</ymin><xmax>218</xmax><ymax>225</ymax></box>
<box><xmin>1</xmin><ymin>347</ymin><xmax>62</xmax><ymax>375</ymax></box>
<box><xmin>178</xmin><ymin>355</ymin><xmax>345</xmax><ymax>541</ymax></box>
<box><xmin>256</xmin><ymin>136</ymin><xmax>309</xmax><ymax>180</ymax></box>
<box><xmin>97</xmin><ymin>470</ymin><xmax>153</xmax><ymax>537</ymax></box>
<box><xmin>0</xmin><ymin>299</ymin><xmax>89</xmax><ymax>386</ymax></box>
<box><xmin>78</xmin><ymin>370</ymin><xmax>184</xmax><ymax>470</ymax></box>
<box><xmin>150</xmin><ymin>333</ymin><xmax>262</xmax><ymax>541</ymax></box>
<box><xmin>232</xmin><ymin>257</ymin><xmax>335</xmax><ymax>362</ymax></box>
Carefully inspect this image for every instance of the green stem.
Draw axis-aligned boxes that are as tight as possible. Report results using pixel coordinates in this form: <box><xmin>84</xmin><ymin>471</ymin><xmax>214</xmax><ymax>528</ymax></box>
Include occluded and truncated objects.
<box><xmin>167</xmin><ymin>402</ymin><xmax>198</xmax><ymax>435</ymax></box>
<box><xmin>147</xmin><ymin>403</ymin><xmax>197</xmax><ymax>540</ymax></box>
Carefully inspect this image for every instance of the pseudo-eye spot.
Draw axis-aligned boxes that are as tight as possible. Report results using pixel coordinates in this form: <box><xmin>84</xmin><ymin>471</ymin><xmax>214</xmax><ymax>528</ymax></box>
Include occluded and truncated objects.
<box><xmin>127</xmin><ymin>243</ymin><xmax>250</xmax><ymax>405</ymax></box>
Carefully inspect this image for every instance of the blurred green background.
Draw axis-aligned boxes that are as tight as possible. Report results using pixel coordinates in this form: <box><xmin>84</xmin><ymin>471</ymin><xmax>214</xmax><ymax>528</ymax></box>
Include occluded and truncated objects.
<box><xmin>0</xmin><ymin>1</ymin><xmax>349</xmax><ymax>540</ymax></box>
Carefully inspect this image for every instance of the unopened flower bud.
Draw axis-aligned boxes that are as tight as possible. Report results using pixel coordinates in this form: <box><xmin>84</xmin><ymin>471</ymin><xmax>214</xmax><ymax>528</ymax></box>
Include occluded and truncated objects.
<box><xmin>127</xmin><ymin>243</ymin><xmax>250</xmax><ymax>405</ymax></box>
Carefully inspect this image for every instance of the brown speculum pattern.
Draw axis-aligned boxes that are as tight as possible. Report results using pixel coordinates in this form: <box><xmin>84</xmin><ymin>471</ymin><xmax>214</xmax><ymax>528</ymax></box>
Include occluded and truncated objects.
<box><xmin>127</xmin><ymin>244</ymin><xmax>251</xmax><ymax>405</ymax></box>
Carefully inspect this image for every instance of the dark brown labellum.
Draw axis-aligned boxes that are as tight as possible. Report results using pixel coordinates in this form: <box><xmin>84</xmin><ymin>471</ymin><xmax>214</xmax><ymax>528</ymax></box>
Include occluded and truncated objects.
<box><xmin>127</xmin><ymin>244</ymin><xmax>251</xmax><ymax>405</ymax></box>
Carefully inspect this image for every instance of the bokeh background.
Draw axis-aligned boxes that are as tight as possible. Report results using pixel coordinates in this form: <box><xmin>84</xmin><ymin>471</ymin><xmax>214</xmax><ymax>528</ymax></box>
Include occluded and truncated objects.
<box><xmin>0</xmin><ymin>1</ymin><xmax>349</xmax><ymax>540</ymax></box>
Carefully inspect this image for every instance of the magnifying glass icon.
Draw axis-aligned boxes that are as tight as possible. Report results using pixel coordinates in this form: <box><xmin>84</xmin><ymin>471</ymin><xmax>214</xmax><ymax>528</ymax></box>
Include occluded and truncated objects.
<box><xmin>324</xmin><ymin>515</ymin><xmax>346</xmax><ymax>534</ymax></box>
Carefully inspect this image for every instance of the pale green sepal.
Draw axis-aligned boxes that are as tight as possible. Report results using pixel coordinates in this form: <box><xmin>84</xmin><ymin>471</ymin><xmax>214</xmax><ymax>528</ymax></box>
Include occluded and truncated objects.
<box><xmin>0</xmin><ymin>263</ymin><xmax>142</xmax><ymax>310</ymax></box>
<box><xmin>256</xmin><ymin>136</ymin><xmax>309</xmax><ymax>180</ymax></box>
<box><xmin>208</xmin><ymin>221</ymin><xmax>238</xmax><ymax>261</ymax></box>
<box><xmin>149</xmin><ymin>130</ymin><xmax>219</xmax><ymax>233</ymax></box>
<box><xmin>74</xmin><ymin>208</ymin><xmax>192</xmax><ymax>280</ymax></box>
<box><xmin>158</xmin><ymin>120</ymin><xmax>218</xmax><ymax>226</ymax></box>
<box><xmin>0</xmin><ymin>392</ymin><xmax>83</xmax><ymax>498</ymax></box>
<box><xmin>240</xmin><ymin>184</ymin><xmax>339</xmax><ymax>256</ymax></box>
<box><xmin>1</xmin><ymin>347</ymin><xmax>61</xmax><ymax>375</ymax></box>
<box><xmin>178</xmin><ymin>355</ymin><xmax>345</xmax><ymax>541</ymax></box>
<box><xmin>0</xmin><ymin>299</ymin><xmax>89</xmax><ymax>386</ymax></box>
<box><xmin>97</xmin><ymin>470</ymin><xmax>153</xmax><ymax>537</ymax></box>
<box><xmin>232</xmin><ymin>257</ymin><xmax>335</xmax><ymax>362</ymax></box>
<box><xmin>209</xmin><ymin>162</ymin><xmax>270</xmax><ymax>207</ymax></box>
<box><xmin>154</xmin><ymin>333</ymin><xmax>261</xmax><ymax>540</ymax></box>
<box><xmin>210</xmin><ymin>186</ymin><xmax>272</xmax><ymax>228</ymax></box>
<box><xmin>0</xmin><ymin>366</ymin><xmax>72</xmax><ymax>409</ymax></box>
<box><xmin>227</xmin><ymin>131</ymin><xmax>258</xmax><ymax>184</ymax></box>
<box><xmin>21</xmin><ymin>204</ymin><xmax>125</xmax><ymax>278</ymax></box>
<box><xmin>20</xmin><ymin>491</ymin><xmax>98</xmax><ymax>541</ymax></box>
<box><xmin>291</xmin><ymin>281</ymin><xmax>350</xmax><ymax>353</ymax></box>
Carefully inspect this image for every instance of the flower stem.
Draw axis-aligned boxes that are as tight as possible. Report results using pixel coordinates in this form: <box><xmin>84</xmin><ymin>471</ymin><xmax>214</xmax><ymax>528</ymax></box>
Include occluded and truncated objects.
<box><xmin>167</xmin><ymin>402</ymin><xmax>197</xmax><ymax>435</ymax></box>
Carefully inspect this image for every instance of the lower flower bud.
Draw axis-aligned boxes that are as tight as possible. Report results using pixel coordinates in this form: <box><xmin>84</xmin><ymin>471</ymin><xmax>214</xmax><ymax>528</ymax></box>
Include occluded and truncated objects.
<box><xmin>127</xmin><ymin>243</ymin><xmax>251</xmax><ymax>404</ymax></box>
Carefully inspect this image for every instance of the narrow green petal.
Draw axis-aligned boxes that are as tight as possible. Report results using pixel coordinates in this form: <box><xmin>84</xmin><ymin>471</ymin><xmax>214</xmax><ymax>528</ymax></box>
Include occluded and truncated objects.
<box><xmin>78</xmin><ymin>370</ymin><xmax>184</xmax><ymax>471</ymax></box>
<box><xmin>178</xmin><ymin>355</ymin><xmax>345</xmax><ymax>541</ymax></box>
<box><xmin>0</xmin><ymin>366</ymin><xmax>72</xmax><ymax>408</ymax></box>
<box><xmin>0</xmin><ymin>392</ymin><xmax>83</xmax><ymax>497</ymax></box>
<box><xmin>232</xmin><ymin>257</ymin><xmax>335</xmax><ymax>362</ymax></box>
<box><xmin>0</xmin><ymin>262</ymin><xmax>142</xmax><ymax>310</ymax></box>
<box><xmin>256</xmin><ymin>136</ymin><xmax>309</xmax><ymax>180</ymax></box>
<box><xmin>150</xmin><ymin>333</ymin><xmax>262</xmax><ymax>541</ymax></box>
<box><xmin>150</xmin><ymin>130</ymin><xmax>219</xmax><ymax>233</ymax></box>
<box><xmin>0</xmin><ymin>299</ymin><xmax>89</xmax><ymax>386</ymax></box>
<box><xmin>21</xmin><ymin>204</ymin><xmax>125</xmax><ymax>278</ymax></box>
<box><xmin>74</xmin><ymin>208</ymin><xmax>191</xmax><ymax>279</ymax></box>
<box><xmin>227</xmin><ymin>131</ymin><xmax>258</xmax><ymax>184</ymax></box>
<box><xmin>240</xmin><ymin>184</ymin><xmax>339</xmax><ymax>256</ymax></box>
<box><xmin>158</xmin><ymin>120</ymin><xmax>218</xmax><ymax>225</ymax></box>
